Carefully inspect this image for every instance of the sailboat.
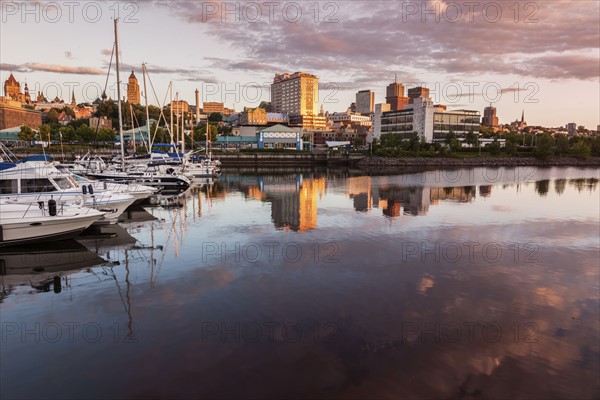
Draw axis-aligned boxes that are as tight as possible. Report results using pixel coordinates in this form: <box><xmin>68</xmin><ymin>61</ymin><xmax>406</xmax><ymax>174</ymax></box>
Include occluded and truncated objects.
<box><xmin>85</xmin><ymin>19</ymin><xmax>191</xmax><ymax>193</ymax></box>
<box><xmin>182</xmin><ymin>114</ymin><xmax>221</xmax><ymax>177</ymax></box>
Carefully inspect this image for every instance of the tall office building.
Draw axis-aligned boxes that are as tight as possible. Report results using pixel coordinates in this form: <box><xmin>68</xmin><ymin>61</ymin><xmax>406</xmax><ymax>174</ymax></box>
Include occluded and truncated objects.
<box><xmin>356</xmin><ymin>90</ymin><xmax>375</xmax><ymax>114</ymax></box>
<box><xmin>483</xmin><ymin>105</ymin><xmax>499</xmax><ymax>127</ymax></box>
<box><xmin>407</xmin><ymin>87</ymin><xmax>430</xmax><ymax>104</ymax></box>
<box><xmin>127</xmin><ymin>71</ymin><xmax>140</xmax><ymax>105</ymax></box>
<box><xmin>372</xmin><ymin>103</ymin><xmax>391</xmax><ymax>139</ymax></box>
<box><xmin>386</xmin><ymin>77</ymin><xmax>409</xmax><ymax>111</ymax></box>
<box><xmin>271</xmin><ymin>72</ymin><xmax>319</xmax><ymax>116</ymax></box>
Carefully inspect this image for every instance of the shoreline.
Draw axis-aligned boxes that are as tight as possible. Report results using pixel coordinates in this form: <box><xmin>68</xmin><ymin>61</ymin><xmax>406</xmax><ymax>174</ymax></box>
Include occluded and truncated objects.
<box><xmin>358</xmin><ymin>156</ymin><xmax>600</xmax><ymax>168</ymax></box>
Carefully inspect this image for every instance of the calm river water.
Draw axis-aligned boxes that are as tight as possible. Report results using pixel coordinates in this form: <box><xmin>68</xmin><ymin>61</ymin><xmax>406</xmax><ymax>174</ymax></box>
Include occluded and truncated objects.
<box><xmin>1</xmin><ymin>166</ymin><xmax>599</xmax><ymax>399</ymax></box>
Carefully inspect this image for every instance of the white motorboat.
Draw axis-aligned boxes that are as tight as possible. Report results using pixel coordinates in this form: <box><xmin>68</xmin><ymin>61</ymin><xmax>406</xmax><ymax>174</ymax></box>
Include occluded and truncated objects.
<box><xmin>55</xmin><ymin>168</ymin><xmax>158</xmax><ymax>205</ymax></box>
<box><xmin>86</xmin><ymin>161</ymin><xmax>191</xmax><ymax>193</ymax></box>
<box><xmin>0</xmin><ymin>199</ymin><xmax>105</xmax><ymax>247</ymax></box>
<box><xmin>0</xmin><ymin>155</ymin><xmax>136</xmax><ymax>224</ymax></box>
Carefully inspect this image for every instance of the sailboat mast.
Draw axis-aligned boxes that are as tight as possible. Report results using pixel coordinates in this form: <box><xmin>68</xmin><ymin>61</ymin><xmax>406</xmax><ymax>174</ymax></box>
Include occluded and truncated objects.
<box><xmin>170</xmin><ymin>83</ymin><xmax>174</xmax><ymax>147</ymax></box>
<box><xmin>114</xmin><ymin>18</ymin><xmax>125</xmax><ymax>171</ymax></box>
<box><xmin>142</xmin><ymin>63</ymin><xmax>151</xmax><ymax>154</ymax></box>
<box><xmin>130</xmin><ymin>104</ymin><xmax>136</xmax><ymax>153</ymax></box>
<box><xmin>181</xmin><ymin>98</ymin><xmax>185</xmax><ymax>157</ymax></box>
<box><xmin>175</xmin><ymin>91</ymin><xmax>180</xmax><ymax>152</ymax></box>
<box><xmin>205</xmin><ymin>113</ymin><xmax>209</xmax><ymax>158</ymax></box>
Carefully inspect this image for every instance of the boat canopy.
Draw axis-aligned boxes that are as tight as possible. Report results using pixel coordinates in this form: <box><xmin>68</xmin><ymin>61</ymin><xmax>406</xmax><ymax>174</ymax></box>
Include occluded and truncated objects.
<box><xmin>0</xmin><ymin>162</ymin><xmax>17</xmax><ymax>171</ymax></box>
<box><xmin>17</xmin><ymin>155</ymin><xmax>53</xmax><ymax>163</ymax></box>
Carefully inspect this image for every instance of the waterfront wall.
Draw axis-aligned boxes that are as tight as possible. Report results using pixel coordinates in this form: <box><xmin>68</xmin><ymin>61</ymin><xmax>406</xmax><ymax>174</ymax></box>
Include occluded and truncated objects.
<box><xmin>359</xmin><ymin>156</ymin><xmax>600</xmax><ymax>167</ymax></box>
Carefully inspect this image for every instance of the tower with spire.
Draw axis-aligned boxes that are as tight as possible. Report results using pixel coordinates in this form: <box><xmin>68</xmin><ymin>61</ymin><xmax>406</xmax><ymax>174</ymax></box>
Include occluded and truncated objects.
<box><xmin>511</xmin><ymin>109</ymin><xmax>527</xmax><ymax>131</ymax></box>
<box><xmin>24</xmin><ymin>83</ymin><xmax>31</xmax><ymax>104</ymax></box>
<box><xmin>127</xmin><ymin>70</ymin><xmax>141</xmax><ymax>104</ymax></box>
<box><xmin>71</xmin><ymin>91</ymin><xmax>77</xmax><ymax>107</ymax></box>
<box><xmin>4</xmin><ymin>73</ymin><xmax>21</xmax><ymax>100</ymax></box>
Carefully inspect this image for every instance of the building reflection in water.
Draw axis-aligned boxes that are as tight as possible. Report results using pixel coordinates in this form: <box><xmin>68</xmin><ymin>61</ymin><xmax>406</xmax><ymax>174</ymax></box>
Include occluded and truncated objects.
<box><xmin>347</xmin><ymin>176</ymin><xmax>479</xmax><ymax>218</ymax></box>
<box><xmin>223</xmin><ymin>174</ymin><xmax>326</xmax><ymax>231</ymax></box>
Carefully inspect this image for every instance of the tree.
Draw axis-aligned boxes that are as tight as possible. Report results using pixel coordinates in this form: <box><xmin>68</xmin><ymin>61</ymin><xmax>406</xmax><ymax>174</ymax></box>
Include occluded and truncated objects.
<box><xmin>208</xmin><ymin>112</ymin><xmax>223</xmax><ymax>122</ymax></box>
<box><xmin>466</xmin><ymin>130</ymin><xmax>477</xmax><ymax>147</ymax></box>
<box><xmin>445</xmin><ymin>131</ymin><xmax>461</xmax><ymax>152</ymax></box>
<box><xmin>533</xmin><ymin>134</ymin><xmax>554</xmax><ymax>160</ymax></box>
<box><xmin>555</xmin><ymin>134</ymin><xmax>569</xmax><ymax>156</ymax></box>
<box><xmin>97</xmin><ymin>128</ymin><xmax>116</xmax><ymax>143</ymax></box>
<box><xmin>488</xmin><ymin>138</ymin><xmax>502</xmax><ymax>156</ymax></box>
<box><xmin>571</xmin><ymin>141</ymin><xmax>591</xmax><ymax>159</ymax></box>
<box><xmin>504</xmin><ymin>140</ymin><xmax>518</xmax><ymax>156</ymax></box>
<box><xmin>445</xmin><ymin>131</ymin><xmax>456</xmax><ymax>146</ymax></box>
<box><xmin>59</xmin><ymin>126</ymin><xmax>76</xmax><ymax>142</ymax></box>
<box><xmin>46</xmin><ymin>109</ymin><xmax>59</xmax><ymax>124</ymax></box>
<box><xmin>19</xmin><ymin>126</ymin><xmax>36</xmax><ymax>141</ymax></box>
<box><xmin>39</xmin><ymin>124</ymin><xmax>51</xmax><ymax>145</ymax></box>
<box><xmin>75</xmin><ymin>124</ymin><xmax>95</xmax><ymax>143</ymax></box>
<box><xmin>61</xmin><ymin>106</ymin><xmax>75</xmax><ymax>118</ymax></box>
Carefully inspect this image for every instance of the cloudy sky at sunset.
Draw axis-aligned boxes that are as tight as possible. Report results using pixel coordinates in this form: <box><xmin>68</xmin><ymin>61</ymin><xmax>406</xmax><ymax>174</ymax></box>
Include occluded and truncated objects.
<box><xmin>1</xmin><ymin>0</ymin><xmax>599</xmax><ymax>128</ymax></box>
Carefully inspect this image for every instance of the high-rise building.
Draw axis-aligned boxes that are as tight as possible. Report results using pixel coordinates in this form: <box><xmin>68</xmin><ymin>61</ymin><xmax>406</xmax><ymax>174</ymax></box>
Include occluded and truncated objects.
<box><xmin>373</xmin><ymin>103</ymin><xmax>391</xmax><ymax>139</ymax></box>
<box><xmin>356</xmin><ymin>90</ymin><xmax>375</xmax><ymax>115</ymax></box>
<box><xmin>127</xmin><ymin>71</ymin><xmax>140</xmax><ymax>104</ymax></box>
<box><xmin>566</xmin><ymin>123</ymin><xmax>577</xmax><ymax>136</ymax></box>
<box><xmin>407</xmin><ymin>87</ymin><xmax>430</xmax><ymax>104</ymax></box>
<box><xmin>483</xmin><ymin>105</ymin><xmax>499</xmax><ymax>127</ymax></box>
<box><xmin>271</xmin><ymin>72</ymin><xmax>319</xmax><ymax>117</ymax></box>
<box><xmin>385</xmin><ymin>77</ymin><xmax>409</xmax><ymax>111</ymax></box>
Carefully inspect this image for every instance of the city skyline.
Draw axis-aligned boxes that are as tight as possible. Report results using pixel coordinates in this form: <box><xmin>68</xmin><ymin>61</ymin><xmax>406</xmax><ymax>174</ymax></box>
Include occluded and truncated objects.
<box><xmin>1</xmin><ymin>1</ymin><xmax>599</xmax><ymax>128</ymax></box>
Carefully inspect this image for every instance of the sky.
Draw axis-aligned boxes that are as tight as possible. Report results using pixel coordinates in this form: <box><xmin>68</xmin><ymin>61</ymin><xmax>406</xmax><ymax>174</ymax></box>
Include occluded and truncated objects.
<box><xmin>1</xmin><ymin>0</ymin><xmax>599</xmax><ymax>128</ymax></box>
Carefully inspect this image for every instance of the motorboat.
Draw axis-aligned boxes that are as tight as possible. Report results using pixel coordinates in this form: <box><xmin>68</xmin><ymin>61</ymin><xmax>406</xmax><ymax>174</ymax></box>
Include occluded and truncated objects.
<box><xmin>0</xmin><ymin>155</ymin><xmax>136</xmax><ymax>224</ymax></box>
<box><xmin>0</xmin><ymin>198</ymin><xmax>105</xmax><ymax>247</ymax></box>
<box><xmin>86</xmin><ymin>161</ymin><xmax>191</xmax><ymax>192</ymax></box>
<box><xmin>54</xmin><ymin>167</ymin><xmax>158</xmax><ymax>205</ymax></box>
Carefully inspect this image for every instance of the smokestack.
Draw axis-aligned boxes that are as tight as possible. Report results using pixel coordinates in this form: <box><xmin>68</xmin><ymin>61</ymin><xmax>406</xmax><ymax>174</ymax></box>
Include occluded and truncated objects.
<box><xmin>195</xmin><ymin>88</ymin><xmax>200</xmax><ymax>126</ymax></box>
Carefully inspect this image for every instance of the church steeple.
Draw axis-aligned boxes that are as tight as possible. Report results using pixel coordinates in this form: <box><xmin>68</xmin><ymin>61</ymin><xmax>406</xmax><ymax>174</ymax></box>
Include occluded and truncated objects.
<box><xmin>71</xmin><ymin>91</ymin><xmax>77</xmax><ymax>107</ymax></box>
<box><xmin>521</xmin><ymin>109</ymin><xmax>525</xmax><ymax>123</ymax></box>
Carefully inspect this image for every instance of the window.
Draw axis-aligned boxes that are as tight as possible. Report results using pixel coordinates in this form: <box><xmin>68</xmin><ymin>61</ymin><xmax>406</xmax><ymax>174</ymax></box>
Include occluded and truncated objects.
<box><xmin>0</xmin><ymin>179</ymin><xmax>18</xmax><ymax>194</ymax></box>
<box><xmin>21</xmin><ymin>178</ymin><xmax>56</xmax><ymax>193</ymax></box>
<box><xmin>53</xmin><ymin>177</ymin><xmax>76</xmax><ymax>190</ymax></box>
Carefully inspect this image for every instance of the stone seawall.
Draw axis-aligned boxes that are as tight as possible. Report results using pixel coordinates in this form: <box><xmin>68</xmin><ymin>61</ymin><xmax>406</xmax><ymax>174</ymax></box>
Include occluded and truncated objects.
<box><xmin>359</xmin><ymin>157</ymin><xmax>600</xmax><ymax>168</ymax></box>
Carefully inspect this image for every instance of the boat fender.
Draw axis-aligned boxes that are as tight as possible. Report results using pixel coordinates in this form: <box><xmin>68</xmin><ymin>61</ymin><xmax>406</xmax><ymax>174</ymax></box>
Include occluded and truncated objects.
<box><xmin>82</xmin><ymin>185</ymin><xmax>87</xmax><ymax>195</ymax></box>
<box><xmin>88</xmin><ymin>184</ymin><xmax>94</xmax><ymax>195</ymax></box>
<box><xmin>53</xmin><ymin>276</ymin><xmax>61</xmax><ymax>294</ymax></box>
<box><xmin>48</xmin><ymin>197</ymin><xmax>57</xmax><ymax>217</ymax></box>
<box><xmin>103</xmin><ymin>182</ymin><xmax>108</xmax><ymax>190</ymax></box>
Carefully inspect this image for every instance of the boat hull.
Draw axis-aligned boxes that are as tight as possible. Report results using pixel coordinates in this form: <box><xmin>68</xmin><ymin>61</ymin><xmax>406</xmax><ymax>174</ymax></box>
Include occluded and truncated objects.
<box><xmin>0</xmin><ymin>213</ymin><xmax>102</xmax><ymax>248</ymax></box>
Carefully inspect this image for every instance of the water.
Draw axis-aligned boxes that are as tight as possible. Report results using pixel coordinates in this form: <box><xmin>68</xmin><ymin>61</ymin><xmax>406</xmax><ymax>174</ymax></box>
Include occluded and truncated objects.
<box><xmin>1</xmin><ymin>167</ymin><xmax>599</xmax><ymax>399</ymax></box>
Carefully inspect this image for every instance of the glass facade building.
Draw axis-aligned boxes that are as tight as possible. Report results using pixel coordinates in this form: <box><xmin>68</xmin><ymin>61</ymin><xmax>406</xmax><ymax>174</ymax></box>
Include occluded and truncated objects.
<box><xmin>380</xmin><ymin>106</ymin><xmax>480</xmax><ymax>142</ymax></box>
<box><xmin>432</xmin><ymin>110</ymin><xmax>480</xmax><ymax>140</ymax></box>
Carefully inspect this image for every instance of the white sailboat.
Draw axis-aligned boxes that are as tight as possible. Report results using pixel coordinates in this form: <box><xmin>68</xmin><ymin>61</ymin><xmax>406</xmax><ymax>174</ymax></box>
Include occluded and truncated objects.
<box><xmin>87</xmin><ymin>20</ymin><xmax>191</xmax><ymax>193</ymax></box>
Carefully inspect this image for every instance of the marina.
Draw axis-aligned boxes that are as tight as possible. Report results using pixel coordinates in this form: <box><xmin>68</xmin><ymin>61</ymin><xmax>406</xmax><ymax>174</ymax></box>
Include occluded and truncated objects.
<box><xmin>1</xmin><ymin>166</ymin><xmax>599</xmax><ymax>399</ymax></box>
<box><xmin>1</xmin><ymin>2</ymin><xmax>599</xmax><ymax>398</ymax></box>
